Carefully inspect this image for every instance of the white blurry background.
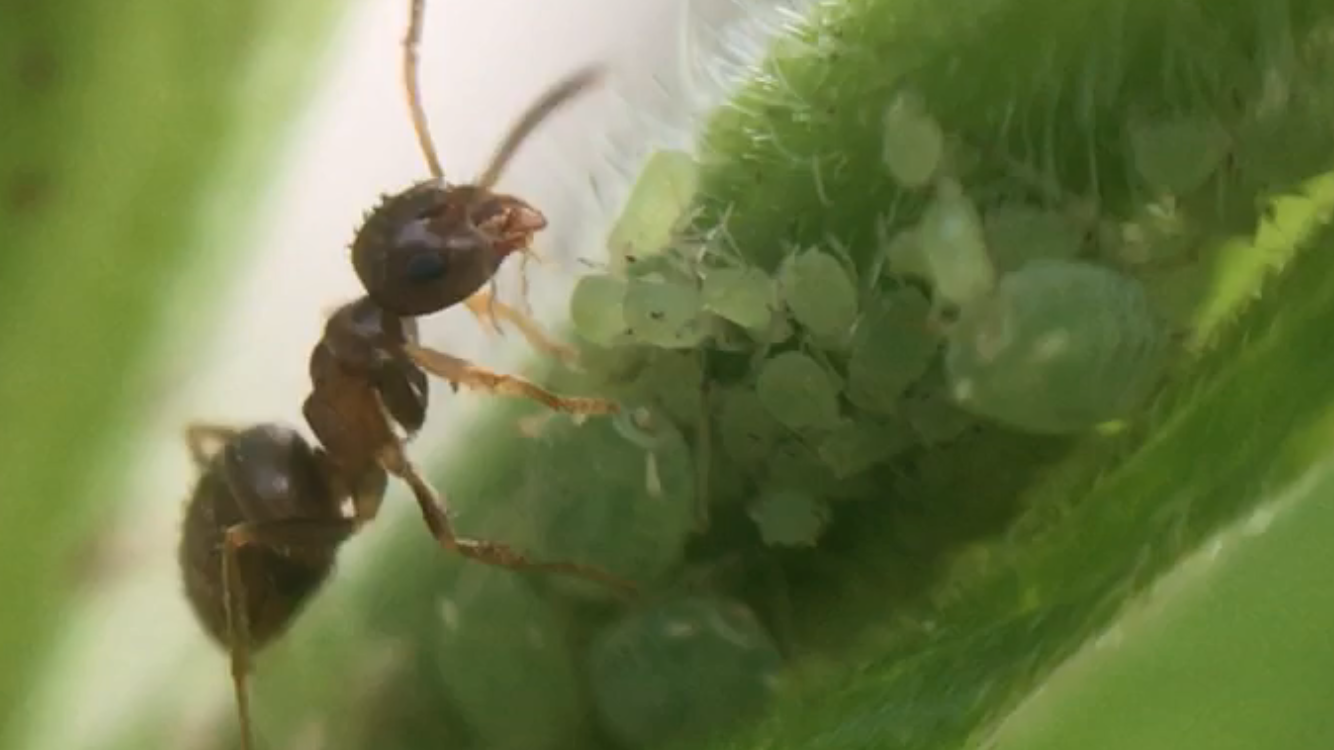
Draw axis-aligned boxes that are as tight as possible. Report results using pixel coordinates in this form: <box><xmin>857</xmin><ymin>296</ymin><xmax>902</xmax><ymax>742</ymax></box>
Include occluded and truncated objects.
<box><xmin>16</xmin><ymin>0</ymin><xmax>784</xmax><ymax>747</ymax></box>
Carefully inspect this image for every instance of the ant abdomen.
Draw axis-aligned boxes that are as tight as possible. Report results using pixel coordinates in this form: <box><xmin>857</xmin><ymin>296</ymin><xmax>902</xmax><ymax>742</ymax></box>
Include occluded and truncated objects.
<box><xmin>178</xmin><ymin>424</ymin><xmax>347</xmax><ymax>650</ymax></box>
<box><xmin>350</xmin><ymin>181</ymin><xmax>546</xmax><ymax>316</ymax></box>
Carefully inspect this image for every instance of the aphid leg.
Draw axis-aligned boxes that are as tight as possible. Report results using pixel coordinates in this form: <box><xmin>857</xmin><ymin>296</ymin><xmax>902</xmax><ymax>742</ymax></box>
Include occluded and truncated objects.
<box><xmin>219</xmin><ymin>518</ymin><xmax>361</xmax><ymax>750</ymax></box>
<box><xmin>375</xmin><ymin>443</ymin><xmax>637</xmax><ymax>595</ymax></box>
<box><xmin>462</xmin><ymin>288</ymin><xmax>580</xmax><ymax>366</ymax></box>
<box><xmin>184</xmin><ymin>423</ymin><xmax>242</xmax><ymax>468</ymax></box>
<box><xmin>402</xmin><ymin>342</ymin><xmax>611</xmax><ymax>414</ymax></box>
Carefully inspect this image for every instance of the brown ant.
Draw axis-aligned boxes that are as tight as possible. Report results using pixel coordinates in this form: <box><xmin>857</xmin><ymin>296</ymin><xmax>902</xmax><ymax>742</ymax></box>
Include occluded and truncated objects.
<box><xmin>177</xmin><ymin>2</ymin><xmax>630</xmax><ymax>748</ymax></box>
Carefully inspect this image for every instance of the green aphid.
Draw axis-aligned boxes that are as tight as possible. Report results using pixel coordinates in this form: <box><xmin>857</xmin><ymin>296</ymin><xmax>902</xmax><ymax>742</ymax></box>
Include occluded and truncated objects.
<box><xmin>630</xmin><ymin>350</ymin><xmax>704</xmax><ymax>426</ymax></box>
<box><xmin>588</xmin><ymin>597</ymin><xmax>784</xmax><ymax>749</ymax></box>
<box><xmin>1129</xmin><ymin>114</ymin><xmax>1231</xmax><ymax>196</ymax></box>
<box><xmin>569</xmin><ymin>273</ymin><xmax>630</xmax><ymax>346</ymax></box>
<box><xmin>431</xmin><ymin>566</ymin><xmax>585</xmax><ymax>750</ymax></box>
<box><xmin>701</xmin><ymin>265</ymin><xmax>776</xmax><ymax>332</ymax></box>
<box><xmin>983</xmin><ymin>203</ymin><xmax>1087</xmax><ymax>273</ymax></box>
<box><xmin>755</xmin><ymin>350</ymin><xmax>842</xmax><ymax>432</ymax></box>
<box><xmin>749</xmin><ymin>486</ymin><xmax>830</xmax><ymax>547</ymax></box>
<box><xmin>882</xmin><ymin>93</ymin><xmax>946</xmax><ymax>189</ymax></box>
<box><xmin>900</xmin><ymin>380</ymin><xmax>977</xmax><ymax>445</ymax></box>
<box><xmin>607</xmin><ymin>149</ymin><xmax>700</xmax><ymax>269</ymax></box>
<box><xmin>777</xmin><ymin>247</ymin><xmax>860</xmax><ymax>344</ymax></box>
<box><xmin>846</xmin><ymin>286</ymin><xmax>940</xmax><ymax>415</ymax></box>
<box><xmin>816</xmin><ymin>417</ymin><xmax>914</xmax><ymax>479</ymax></box>
<box><xmin>717</xmin><ymin>388</ymin><xmax>785</xmax><ymax>470</ymax></box>
<box><xmin>946</xmin><ymin>259</ymin><xmax>1169</xmax><ymax>434</ymax></box>
<box><xmin>622</xmin><ymin>275</ymin><xmax>712</xmax><ymax>348</ymax></box>
<box><xmin>918</xmin><ymin>181</ymin><xmax>996</xmax><ymax>307</ymax></box>
<box><xmin>515</xmin><ymin>408</ymin><xmax>696</xmax><ymax>596</ymax></box>
<box><xmin>1103</xmin><ymin>197</ymin><xmax>1197</xmax><ymax>268</ymax></box>
<box><xmin>764</xmin><ymin>438</ymin><xmax>840</xmax><ymax>495</ymax></box>
<box><xmin>882</xmin><ymin>226</ymin><xmax>930</xmax><ymax>281</ymax></box>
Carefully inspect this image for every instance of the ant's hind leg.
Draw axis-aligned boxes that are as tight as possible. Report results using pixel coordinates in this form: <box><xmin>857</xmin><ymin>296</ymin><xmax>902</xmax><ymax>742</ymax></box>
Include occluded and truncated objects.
<box><xmin>401</xmin><ymin>342</ymin><xmax>618</xmax><ymax>415</ymax></box>
<box><xmin>462</xmin><ymin>287</ymin><xmax>579</xmax><ymax>367</ymax></box>
<box><xmin>185</xmin><ymin>423</ymin><xmax>243</xmax><ymax>468</ymax></box>
<box><xmin>374</xmin><ymin>443</ymin><xmax>637</xmax><ymax>596</ymax></box>
<box><xmin>219</xmin><ymin>517</ymin><xmax>361</xmax><ymax>750</ymax></box>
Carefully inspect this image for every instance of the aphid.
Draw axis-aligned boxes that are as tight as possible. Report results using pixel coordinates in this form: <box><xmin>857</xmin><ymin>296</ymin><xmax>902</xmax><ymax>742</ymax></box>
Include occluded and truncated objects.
<box><xmin>430</xmin><ymin>566</ymin><xmax>586</xmax><ymax>750</ymax></box>
<box><xmin>1128</xmin><ymin>113</ymin><xmax>1230</xmax><ymax>196</ymax></box>
<box><xmin>748</xmin><ymin>487</ymin><xmax>830</xmax><ymax>547</ymax></box>
<box><xmin>982</xmin><ymin>203</ymin><xmax>1086</xmax><ymax>273</ymax></box>
<box><xmin>815</xmin><ymin>417</ymin><xmax>914</xmax><ymax>479</ymax></box>
<box><xmin>569</xmin><ymin>272</ymin><xmax>630</xmax><ymax>346</ymax></box>
<box><xmin>917</xmin><ymin>179</ymin><xmax>996</xmax><ymax>308</ymax></box>
<box><xmin>754</xmin><ymin>350</ymin><xmax>842</xmax><ymax>432</ymax></box>
<box><xmin>900</xmin><ymin>376</ymin><xmax>977</xmax><ymax>445</ymax></box>
<box><xmin>881</xmin><ymin>92</ymin><xmax>945</xmax><ymax>189</ymax></box>
<box><xmin>515</xmin><ymin>405</ymin><xmax>697</xmax><ymax>597</ymax></box>
<box><xmin>776</xmin><ymin>247</ymin><xmax>859</xmax><ymax>344</ymax></box>
<box><xmin>845</xmin><ymin>285</ymin><xmax>938</xmax><ymax>415</ymax></box>
<box><xmin>880</xmin><ymin>225</ymin><xmax>930</xmax><ymax>281</ymax></box>
<box><xmin>178</xmin><ymin>4</ymin><xmax>632</xmax><ymax>748</ymax></box>
<box><xmin>621</xmin><ymin>275</ymin><xmax>711</xmax><ymax>348</ymax></box>
<box><xmin>588</xmin><ymin>597</ymin><xmax>783</xmax><ymax>749</ymax></box>
<box><xmin>605</xmin><ymin>149</ymin><xmax>700</xmax><ymax>269</ymax></box>
<box><xmin>945</xmin><ymin>259</ymin><xmax>1169</xmax><ymax>434</ymax></box>
<box><xmin>717</xmin><ymin>387</ymin><xmax>784</xmax><ymax>471</ymax></box>
<box><xmin>700</xmin><ymin>265</ymin><xmax>776</xmax><ymax>333</ymax></box>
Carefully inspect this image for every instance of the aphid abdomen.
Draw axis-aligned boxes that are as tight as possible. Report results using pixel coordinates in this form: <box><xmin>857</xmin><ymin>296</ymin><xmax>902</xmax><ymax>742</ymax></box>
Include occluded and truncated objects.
<box><xmin>945</xmin><ymin>259</ymin><xmax>1169</xmax><ymax>434</ymax></box>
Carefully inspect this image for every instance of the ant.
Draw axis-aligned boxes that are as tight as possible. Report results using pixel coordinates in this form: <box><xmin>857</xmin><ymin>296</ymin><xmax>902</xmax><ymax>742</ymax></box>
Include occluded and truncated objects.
<box><xmin>177</xmin><ymin>1</ymin><xmax>631</xmax><ymax>748</ymax></box>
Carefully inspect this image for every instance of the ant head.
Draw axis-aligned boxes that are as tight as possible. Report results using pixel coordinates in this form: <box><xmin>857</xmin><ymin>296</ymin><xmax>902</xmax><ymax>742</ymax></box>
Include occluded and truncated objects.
<box><xmin>350</xmin><ymin>181</ymin><xmax>547</xmax><ymax>317</ymax></box>
<box><xmin>363</xmin><ymin>0</ymin><xmax>602</xmax><ymax>318</ymax></box>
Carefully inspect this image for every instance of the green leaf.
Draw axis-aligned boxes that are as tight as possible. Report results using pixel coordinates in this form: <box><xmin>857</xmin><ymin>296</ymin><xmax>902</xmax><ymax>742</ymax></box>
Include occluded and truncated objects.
<box><xmin>0</xmin><ymin>0</ymin><xmax>343</xmax><ymax>736</ymax></box>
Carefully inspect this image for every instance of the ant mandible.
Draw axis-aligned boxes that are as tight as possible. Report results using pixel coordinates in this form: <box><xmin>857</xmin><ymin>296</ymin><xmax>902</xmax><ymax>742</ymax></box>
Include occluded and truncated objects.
<box><xmin>177</xmin><ymin>2</ymin><xmax>629</xmax><ymax>749</ymax></box>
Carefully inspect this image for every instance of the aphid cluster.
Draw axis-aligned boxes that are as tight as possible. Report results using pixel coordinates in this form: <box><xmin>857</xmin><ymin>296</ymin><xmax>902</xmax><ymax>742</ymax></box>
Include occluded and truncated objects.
<box><xmin>554</xmin><ymin>80</ymin><xmax>1238</xmax><ymax>557</ymax></box>
<box><xmin>175</xmin><ymin>2</ymin><xmax>633</xmax><ymax>747</ymax></box>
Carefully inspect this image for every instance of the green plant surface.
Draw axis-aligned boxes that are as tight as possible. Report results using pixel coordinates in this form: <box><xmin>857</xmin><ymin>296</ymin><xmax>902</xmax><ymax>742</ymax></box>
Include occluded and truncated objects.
<box><xmin>987</xmin><ymin>458</ymin><xmax>1334</xmax><ymax>750</ymax></box>
<box><xmin>684</xmin><ymin>193</ymin><xmax>1334</xmax><ymax>749</ymax></box>
<box><xmin>0</xmin><ymin>0</ymin><xmax>345</xmax><ymax>737</ymax></box>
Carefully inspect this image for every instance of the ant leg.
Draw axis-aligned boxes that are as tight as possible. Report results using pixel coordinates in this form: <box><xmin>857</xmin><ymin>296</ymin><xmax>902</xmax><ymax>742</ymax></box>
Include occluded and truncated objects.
<box><xmin>462</xmin><ymin>281</ymin><xmax>506</xmax><ymax>338</ymax></box>
<box><xmin>375</xmin><ymin>443</ymin><xmax>637</xmax><ymax>596</ymax></box>
<box><xmin>185</xmin><ymin>423</ymin><xmax>242</xmax><ymax>468</ymax></box>
<box><xmin>401</xmin><ymin>342</ymin><xmax>617</xmax><ymax>415</ymax></box>
<box><xmin>220</xmin><ymin>518</ymin><xmax>361</xmax><ymax>750</ymax></box>
<box><xmin>461</xmin><ymin>288</ymin><xmax>580</xmax><ymax>367</ymax></box>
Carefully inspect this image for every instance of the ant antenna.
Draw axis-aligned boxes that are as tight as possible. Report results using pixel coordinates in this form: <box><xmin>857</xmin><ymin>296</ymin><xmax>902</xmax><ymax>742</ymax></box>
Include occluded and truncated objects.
<box><xmin>403</xmin><ymin>0</ymin><xmax>603</xmax><ymax>190</ymax></box>
<box><xmin>404</xmin><ymin>0</ymin><xmax>444</xmax><ymax>179</ymax></box>
<box><xmin>474</xmin><ymin>65</ymin><xmax>606</xmax><ymax>190</ymax></box>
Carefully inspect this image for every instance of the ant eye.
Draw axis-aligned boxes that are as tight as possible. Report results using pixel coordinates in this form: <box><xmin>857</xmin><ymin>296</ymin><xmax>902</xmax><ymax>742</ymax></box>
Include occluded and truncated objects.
<box><xmin>404</xmin><ymin>251</ymin><xmax>448</xmax><ymax>283</ymax></box>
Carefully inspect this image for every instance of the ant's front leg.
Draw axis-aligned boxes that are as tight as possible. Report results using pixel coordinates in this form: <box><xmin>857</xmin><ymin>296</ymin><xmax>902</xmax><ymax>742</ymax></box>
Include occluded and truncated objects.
<box><xmin>462</xmin><ymin>287</ymin><xmax>580</xmax><ymax>368</ymax></box>
<box><xmin>401</xmin><ymin>342</ymin><xmax>618</xmax><ymax>415</ymax></box>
